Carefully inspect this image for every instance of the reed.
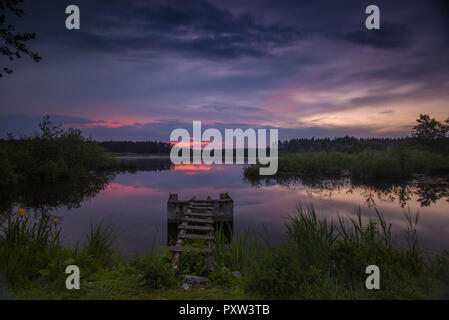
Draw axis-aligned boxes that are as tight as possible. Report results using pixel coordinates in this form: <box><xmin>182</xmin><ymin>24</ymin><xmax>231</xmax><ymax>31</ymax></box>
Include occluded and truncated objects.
<box><xmin>0</xmin><ymin>209</ymin><xmax>61</xmax><ymax>284</ymax></box>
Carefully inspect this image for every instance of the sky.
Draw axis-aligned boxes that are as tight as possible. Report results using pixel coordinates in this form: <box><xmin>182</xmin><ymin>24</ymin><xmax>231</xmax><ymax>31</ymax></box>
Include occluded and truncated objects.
<box><xmin>1</xmin><ymin>0</ymin><xmax>448</xmax><ymax>141</ymax></box>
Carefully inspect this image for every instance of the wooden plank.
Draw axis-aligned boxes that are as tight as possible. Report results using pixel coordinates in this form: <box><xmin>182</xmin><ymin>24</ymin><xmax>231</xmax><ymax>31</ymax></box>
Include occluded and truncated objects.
<box><xmin>170</xmin><ymin>229</ymin><xmax>185</xmax><ymax>268</ymax></box>
<box><xmin>204</xmin><ymin>255</ymin><xmax>214</xmax><ymax>271</ymax></box>
<box><xmin>189</xmin><ymin>202</ymin><xmax>214</xmax><ymax>206</ymax></box>
<box><xmin>179</xmin><ymin>233</ymin><xmax>214</xmax><ymax>240</ymax></box>
<box><xmin>182</xmin><ymin>217</ymin><xmax>213</xmax><ymax>224</ymax></box>
<box><xmin>190</xmin><ymin>202</ymin><xmax>214</xmax><ymax>206</ymax></box>
<box><xmin>185</xmin><ymin>212</ymin><xmax>213</xmax><ymax>218</ymax></box>
<box><xmin>169</xmin><ymin>246</ymin><xmax>212</xmax><ymax>254</ymax></box>
<box><xmin>191</xmin><ymin>201</ymin><xmax>214</xmax><ymax>205</ymax></box>
<box><xmin>188</xmin><ymin>206</ymin><xmax>214</xmax><ymax>211</ymax></box>
<box><xmin>175</xmin><ymin>229</ymin><xmax>186</xmax><ymax>245</ymax></box>
<box><xmin>204</xmin><ymin>240</ymin><xmax>214</xmax><ymax>271</ymax></box>
<box><xmin>179</xmin><ymin>224</ymin><xmax>213</xmax><ymax>231</ymax></box>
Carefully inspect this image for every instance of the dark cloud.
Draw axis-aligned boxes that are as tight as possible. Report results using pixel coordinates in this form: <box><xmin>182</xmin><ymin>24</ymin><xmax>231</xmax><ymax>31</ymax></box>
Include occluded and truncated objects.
<box><xmin>345</xmin><ymin>23</ymin><xmax>411</xmax><ymax>50</ymax></box>
<box><xmin>433</xmin><ymin>0</ymin><xmax>449</xmax><ymax>40</ymax></box>
<box><xmin>197</xmin><ymin>102</ymin><xmax>263</xmax><ymax>114</ymax></box>
<box><xmin>60</xmin><ymin>1</ymin><xmax>303</xmax><ymax>59</ymax></box>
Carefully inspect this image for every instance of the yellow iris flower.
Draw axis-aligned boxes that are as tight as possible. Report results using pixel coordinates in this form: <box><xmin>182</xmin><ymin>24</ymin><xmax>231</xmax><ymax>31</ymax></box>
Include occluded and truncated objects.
<box><xmin>16</xmin><ymin>208</ymin><xmax>26</xmax><ymax>216</ymax></box>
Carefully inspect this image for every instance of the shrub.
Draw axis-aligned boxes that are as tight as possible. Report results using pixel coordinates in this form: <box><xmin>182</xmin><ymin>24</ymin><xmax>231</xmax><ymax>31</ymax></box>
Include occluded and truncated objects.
<box><xmin>140</xmin><ymin>252</ymin><xmax>179</xmax><ymax>290</ymax></box>
<box><xmin>245</xmin><ymin>145</ymin><xmax>449</xmax><ymax>182</ymax></box>
<box><xmin>243</xmin><ymin>245</ymin><xmax>305</xmax><ymax>299</ymax></box>
<box><xmin>0</xmin><ymin>116</ymin><xmax>135</xmax><ymax>187</ymax></box>
<box><xmin>209</xmin><ymin>265</ymin><xmax>237</xmax><ymax>288</ymax></box>
<box><xmin>180</xmin><ymin>248</ymin><xmax>206</xmax><ymax>276</ymax></box>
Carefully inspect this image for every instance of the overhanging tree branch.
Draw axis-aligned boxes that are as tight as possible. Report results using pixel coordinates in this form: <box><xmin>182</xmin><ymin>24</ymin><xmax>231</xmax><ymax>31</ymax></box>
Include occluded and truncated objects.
<box><xmin>0</xmin><ymin>0</ymin><xmax>41</xmax><ymax>77</ymax></box>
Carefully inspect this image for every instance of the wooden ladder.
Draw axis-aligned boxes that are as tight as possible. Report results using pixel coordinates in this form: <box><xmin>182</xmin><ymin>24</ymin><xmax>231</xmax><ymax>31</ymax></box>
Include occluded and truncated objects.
<box><xmin>170</xmin><ymin>201</ymin><xmax>215</xmax><ymax>271</ymax></box>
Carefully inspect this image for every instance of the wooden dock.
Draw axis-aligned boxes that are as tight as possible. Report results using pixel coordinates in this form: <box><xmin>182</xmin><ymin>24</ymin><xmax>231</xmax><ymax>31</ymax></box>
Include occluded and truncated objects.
<box><xmin>167</xmin><ymin>193</ymin><xmax>233</xmax><ymax>272</ymax></box>
<box><xmin>170</xmin><ymin>199</ymin><xmax>216</xmax><ymax>271</ymax></box>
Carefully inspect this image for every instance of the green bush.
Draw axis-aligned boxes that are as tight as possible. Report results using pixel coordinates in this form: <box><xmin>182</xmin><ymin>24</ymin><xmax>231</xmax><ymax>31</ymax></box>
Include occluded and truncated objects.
<box><xmin>242</xmin><ymin>245</ymin><xmax>305</xmax><ymax>299</ymax></box>
<box><xmin>209</xmin><ymin>265</ymin><xmax>237</xmax><ymax>288</ymax></box>
<box><xmin>0</xmin><ymin>148</ymin><xmax>20</xmax><ymax>186</ymax></box>
<box><xmin>245</xmin><ymin>146</ymin><xmax>449</xmax><ymax>182</ymax></box>
<box><xmin>0</xmin><ymin>116</ymin><xmax>135</xmax><ymax>188</ymax></box>
<box><xmin>180</xmin><ymin>248</ymin><xmax>206</xmax><ymax>276</ymax></box>
<box><xmin>133</xmin><ymin>249</ymin><xmax>179</xmax><ymax>290</ymax></box>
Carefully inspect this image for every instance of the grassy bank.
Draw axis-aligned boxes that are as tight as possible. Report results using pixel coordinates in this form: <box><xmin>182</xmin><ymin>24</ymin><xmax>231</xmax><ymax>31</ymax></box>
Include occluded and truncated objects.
<box><xmin>1</xmin><ymin>205</ymin><xmax>448</xmax><ymax>300</ymax></box>
<box><xmin>245</xmin><ymin>147</ymin><xmax>449</xmax><ymax>182</ymax></box>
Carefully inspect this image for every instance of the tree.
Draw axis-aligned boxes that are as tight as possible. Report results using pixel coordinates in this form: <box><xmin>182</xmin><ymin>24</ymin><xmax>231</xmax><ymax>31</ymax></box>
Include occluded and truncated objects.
<box><xmin>412</xmin><ymin>114</ymin><xmax>448</xmax><ymax>140</ymax></box>
<box><xmin>39</xmin><ymin>115</ymin><xmax>63</xmax><ymax>139</ymax></box>
<box><xmin>0</xmin><ymin>0</ymin><xmax>41</xmax><ymax>77</ymax></box>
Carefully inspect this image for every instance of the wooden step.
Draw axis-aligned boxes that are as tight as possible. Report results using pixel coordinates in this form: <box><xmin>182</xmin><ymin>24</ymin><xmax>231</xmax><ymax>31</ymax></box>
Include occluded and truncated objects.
<box><xmin>179</xmin><ymin>233</ymin><xmax>214</xmax><ymax>240</ymax></box>
<box><xmin>182</xmin><ymin>217</ymin><xmax>213</xmax><ymax>224</ymax></box>
<box><xmin>188</xmin><ymin>206</ymin><xmax>214</xmax><ymax>211</ymax></box>
<box><xmin>186</xmin><ymin>212</ymin><xmax>213</xmax><ymax>218</ymax></box>
<box><xmin>178</xmin><ymin>224</ymin><xmax>213</xmax><ymax>231</ymax></box>
<box><xmin>190</xmin><ymin>201</ymin><xmax>214</xmax><ymax>205</ymax></box>
<box><xmin>169</xmin><ymin>246</ymin><xmax>212</xmax><ymax>254</ymax></box>
<box><xmin>191</xmin><ymin>201</ymin><xmax>214</xmax><ymax>205</ymax></box>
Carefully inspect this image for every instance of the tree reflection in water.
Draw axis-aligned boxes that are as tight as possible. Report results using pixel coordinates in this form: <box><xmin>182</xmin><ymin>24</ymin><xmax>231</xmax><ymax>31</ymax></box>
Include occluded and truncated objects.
<box><xmin>0</xmin><ymin>172</ymin><xmax>114</xmax><ymax>224</ymax></box>
<box><xmin>0</xmin><ymin>157</ymin><xmax>177</xmax><ymax>224</ymax></box>
<box><xmin>243</xmin><ymin>171</ymin><xmax>449</xmax><ymax>208</ymax></box>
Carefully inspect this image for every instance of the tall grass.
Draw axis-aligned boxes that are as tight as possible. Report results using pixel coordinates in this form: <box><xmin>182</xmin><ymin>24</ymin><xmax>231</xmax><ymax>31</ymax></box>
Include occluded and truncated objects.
<box><xmin>404</xmin><ymin>209</ymin><xmax>420</xmax><ymax>258</ymax></box>
<box><xmin>241</xmin><ymin>204</ymin><xmax>448</xmax><ymax>299</ymax></box>
<box><xmin>0</xmin><ymin>210</ymin><xmax>61</xmax><ymax>284</ymax></box>
<box><xmin>213</xmin><ymin>224</ymin><xmax>255</xmax><ymax>272</ymax></box>
<box><xmin>82</xmin><ymin>220</ymin><xmax>116</xmax><ymax>268</ymax></box>
<box><xmin>286</xmin><ymin>204</ymin><xmax>337</xmax><ymax>269</ymax></box>
<box><xmin>0</xmin><ymin>210</ymin><xmax>118</xmax><ymax>287</ymax></box>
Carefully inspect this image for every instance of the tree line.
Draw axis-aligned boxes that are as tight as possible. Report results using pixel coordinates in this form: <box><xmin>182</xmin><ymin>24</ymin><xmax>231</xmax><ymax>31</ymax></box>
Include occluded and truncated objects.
<box><xmin>98</xmin><ymin>141</ymin><xmax>172</xmax><ymax>155</ymax></box>
<box><xmin>279</xmin><ymin>114</ymin><xmax>449</xmax><ymax>154</ymax></box>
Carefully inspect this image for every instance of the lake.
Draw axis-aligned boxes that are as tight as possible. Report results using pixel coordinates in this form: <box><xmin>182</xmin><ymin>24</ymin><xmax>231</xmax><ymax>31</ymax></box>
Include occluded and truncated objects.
<box><xmin>9</xmin><ymin>157</ymin><xmax>449</xmax><ymax>256</ymax></box>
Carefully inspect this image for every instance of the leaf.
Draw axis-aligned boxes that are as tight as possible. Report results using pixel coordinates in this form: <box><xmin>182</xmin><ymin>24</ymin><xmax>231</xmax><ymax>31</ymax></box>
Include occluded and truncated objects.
<box><xmin>38</xmin><ymin>269</ymin><xmax>50</xmax><ymax>276</ymax></box>
<box><xmin>64</xmin><ymin>258</ymin><xmax>77</xmax><ymax>265</ymax></box>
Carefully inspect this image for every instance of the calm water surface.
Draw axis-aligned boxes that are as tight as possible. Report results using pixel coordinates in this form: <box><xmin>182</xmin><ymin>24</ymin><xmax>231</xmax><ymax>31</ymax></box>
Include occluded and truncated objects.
<box><xmin>18</xmin><ymin>158</ymin><xmax>449</xmax><ymax>255</ymax></box>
